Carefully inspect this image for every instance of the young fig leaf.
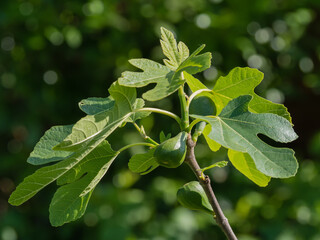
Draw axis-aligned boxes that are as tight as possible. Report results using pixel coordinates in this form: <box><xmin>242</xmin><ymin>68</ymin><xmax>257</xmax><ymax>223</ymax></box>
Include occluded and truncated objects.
<box><xmin>160</xmin><ymin>27</ymin><xmax>189</xmax><ymax>70</ymax></box>
<box><xmin>159</xmin><ymin>131</ymin><xmax>171</xmax><ymax>143</ymax></box>
<box><xmin>128</xmin><ymin>148</ymin><xmax>159</xmax><ymax>175</ymax></box>
<box><xmin>118</xmin><ymin>28</ymin><xmax>211</xmax><ymax>101</ymax></box>
<box><xmin>177</xmin><ymin>181</ymin><xmax>213</xmax><ymax>215</ymax></box>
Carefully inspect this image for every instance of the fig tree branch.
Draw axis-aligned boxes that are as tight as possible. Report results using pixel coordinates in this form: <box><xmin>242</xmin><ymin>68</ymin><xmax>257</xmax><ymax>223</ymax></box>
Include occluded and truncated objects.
<box><xmin>185</xmin><ymin>133</ymin><xmax>238</xmax><ymax>240</ymax></box>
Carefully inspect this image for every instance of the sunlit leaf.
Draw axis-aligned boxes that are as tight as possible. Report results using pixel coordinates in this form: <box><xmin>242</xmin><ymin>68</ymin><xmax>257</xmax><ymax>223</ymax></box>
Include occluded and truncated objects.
<box><xmin>202</xmin><ymin>125</ymin><xmax>221</xmax><ymax>152</ymax></box>
<box><xmin>9</xmin><ymin>137</ymin><xmax>115</xmax><ymax>206</ymax></box>
<box><xmin>212</xmin><ymin>67</ymin><xmax>291</xmax><ymax>121</ymax></box>
<box><xmin>191</xmin><ymin>95</ymin><xmax>298</xmax><ymax>178</ymax></box>
<box><xmin>118</xmin><ymin>30</ymin><xmax>211</xmax><ymax>101</ymax></box>
<box><xmin>78</xmin><ymin>97</ymin><xmax>114</xmax><ymax>115</ymax></box>
<box><xmin>228</xmin><ymin>150</ymin><xmax>271</xmax><ymax>187</ymax></box>
<box><xmin>49</xmin><ymin>141</ymin><xmax>118</xmax><ymax>226</ymax></box>
<box><xmin>27</xmin><ymin>125</ymin><xmax>73</xmax><ymax>165</ymax></box>
<box><xmin>54</xmin><ymin>82</ymin><xmax>139</xmax><ymax>151</ymax></box>
<box><xmin>160</xmin><ymin>27</ymin><xmax>189</xmax><ymax>70</ymax></box>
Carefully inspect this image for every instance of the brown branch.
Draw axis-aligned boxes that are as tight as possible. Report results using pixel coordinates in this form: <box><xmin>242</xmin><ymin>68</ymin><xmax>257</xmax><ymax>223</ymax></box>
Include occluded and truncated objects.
<box><xmin>185</xmin><ymin>134</ymin><xmax>238</xmax><ymax>240</ymax></box>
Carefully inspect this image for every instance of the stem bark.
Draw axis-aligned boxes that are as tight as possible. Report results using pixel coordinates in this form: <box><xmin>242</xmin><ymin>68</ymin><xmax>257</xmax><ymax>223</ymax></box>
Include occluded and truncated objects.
<box><xmin>185</xmin><ymin>134</ymin><xmax>238</xmax><ymax>240</ymax></box>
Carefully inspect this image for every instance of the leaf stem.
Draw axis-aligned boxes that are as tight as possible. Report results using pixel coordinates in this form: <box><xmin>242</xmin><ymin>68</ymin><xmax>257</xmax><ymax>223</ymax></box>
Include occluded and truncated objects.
<box><xmin>187</xmin><ymin>118</ymin><xmax>202</xmax><ymax>133</ymax></box>
<box><xmin>138</xmin><ymin>108</ymin><xmax>181</xmax><ymax>126</ymax></box>
<box><xmin>132</xmin><ymin>122</ymin><xmax>159</xmax><ymax>145</ymax></box>
<box><xmin>200</xmin><ymin>161</ymin><xmax>228</xmax><ymax>174</ymax></box>
<box><xmin>117</xmin><ymin>142</ymin><xmax>156</xmax><ymax>153</ymax></box>
<box><xmin>184</xmin><ymin>134</ymin><xmax>237</xmax><ymax>240</ymax></box>
<box><xmin>186</xmin><ymin>88</ymin><xmax>213</xmax><ymax>109</ymax></box>
<box><xmin>178</xmin><ymin>73</ymin><xmax>189</xmax><ymax>130</ymax></box>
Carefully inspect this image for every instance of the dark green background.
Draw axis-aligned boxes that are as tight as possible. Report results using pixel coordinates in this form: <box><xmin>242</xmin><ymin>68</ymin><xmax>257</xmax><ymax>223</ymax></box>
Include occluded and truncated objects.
<box><xmin>1</xmin><ymin>0</ymin><xmax>320</xmax><ymax>239</ymax></box>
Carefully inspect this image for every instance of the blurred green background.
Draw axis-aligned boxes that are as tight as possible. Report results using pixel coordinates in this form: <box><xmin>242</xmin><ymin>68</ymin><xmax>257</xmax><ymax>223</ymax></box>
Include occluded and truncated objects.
<box><xmin>1</xmin><ymin>0</ymin><xmax>320</xmax><ymax>239</ymax></box>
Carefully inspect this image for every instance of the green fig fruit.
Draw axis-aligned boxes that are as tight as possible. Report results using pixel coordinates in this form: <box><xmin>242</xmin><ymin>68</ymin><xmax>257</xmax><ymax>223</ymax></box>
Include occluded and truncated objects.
<box><xmin>154</xmin><ymin>131</ymin><xmax>187</xmax><ymax>168</ymax></box>
<box><xmin>189</xmin><ymin>95</ymin><xmax>216</xmax><ymax>116</ymax></box>
<box><xmin>177</xmin><ymin>181</ymin><xmax>214</xmax><ymax>215</ymax></box>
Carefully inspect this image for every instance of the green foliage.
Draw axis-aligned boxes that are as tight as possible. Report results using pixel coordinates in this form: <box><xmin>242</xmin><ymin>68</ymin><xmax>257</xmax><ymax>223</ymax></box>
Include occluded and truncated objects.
<box><xmin>228</xmin><ymin>150</ymin><xmax>270</xmax><ymax>187</ymax></box>
<box><xmin>53</xmin><ymin>82</ymin><xmax>140</xmax><ymax>151</ymax></box>
<box><xmin>177</xmin><ymin>181</ymin><xmax>213</xmax><ymax>215</ymax></box>
<box><xmin>159</xmin><ymin>131</ymin><xmax>172</xmax><ymax>143</ymax></box>
<box><xmin>154</xmin><ymin>132</ymin><xmax>187</xmax><ymax>168</ymax></box>
<box><xmin>128</xmin><ymin>148</ymin><xmax>159</xmax><ymax>175</ymax></box>
<box><xmin>8</xmin><ymin>27</ymin><xmax>298</xmax><ymax>230</ymax></box>
<box><xmin>160</xmin><ymin>27</ymin><xmax>189</xmax><ymax>70</ymax></box>
<box><xmin>50</xmin><ymin>141</ymin><xmax>118</xmax><ymax>226</ymax></box>
<box><xmin>118</xmin><ymin>28</ymin><xmax>211</xmax><ymax>101</ymax></box>
<box><xmin>211</xmin><ymin>67</ymin><xmax>291</xmax><ymax>121</ymax></box>
<box><xmin>78</xmin><ymin>97</ymin><xmax>115</xmax><ymax>115</ymax></box>
<box><xmin>191</xmin><ymin>95</ymin><xmax>298</xmax><ymax>178</ymax></box>
<box><xmin>27</xmin><ymin>125</ymin><xmax>73</xmax><ymax>165</ymax></box>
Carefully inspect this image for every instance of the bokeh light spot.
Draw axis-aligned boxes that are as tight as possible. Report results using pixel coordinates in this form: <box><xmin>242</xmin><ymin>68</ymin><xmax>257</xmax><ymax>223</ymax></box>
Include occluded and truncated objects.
<box><xmin>82</xmin><ymin>0</ymin><xmax>104</xmax><ymax>16</ymax></box>
<box><xmin>195</xmin><ymin>14</ymin><xmax>211</xmax><ymax>29</ymax></box>
<box><xmin>1</xmin><ymin>37</ymin><xmax>15</xmax><ymax>51</ymax></box>
<box><xmin>266</xmin><ymin>88</ymin><xmax>285</xmax><ymax>104</ymax></box>
<box><xmin>211</xmin><ymin>167</ymin><xmax>228</xmax><ymax>183</ymax></box>
<box><xmin>210</xmin><ymin>0</ymin><xmax>223</xmax><ymax>3</ymax></box>
<box><xmin>247</xmin><ymin>22</ymin><xmax>260</xmax><ymax>35</ymax></box>
<box><xmin>64</xmin><ymin>26</ymin><xmax>82</xmax><ymax>48</ymax></box>
<box><xmin>50</xmin><ymin>32</ymin><xmax>64</xmax><ymax>46</ymax></box>
<box><xmin>299</xmin><ymin>57</ymin><xmax>314</xmax><ymax>73</ymax></box>
<box><xmin>19</xmin><ymin>2</ymin><xmax>33</xmax><ymax>16</ymax></box>
<box><xmin>296</xmin><ymin>205</ymin><xmax>311</xmax><ymax>224</ymax></box>
<box><xmin>44</xmin><ymin>26</ymin><xmax>64</xmax><ymax>46</ymax></box>
<box><xmin>1</xmin><ymin>73</ymin><xmax>16</xmax><ymax>89</ymax></box>
<box><xmin>1</xmin><ymin>226</ymin><xmax>17</xmax><ymax>240</ymax></box>
<box><xmin>273</xmin><ymin>20</ymin><xmax>288</xmax><ymax>34</ymax></box>
<box><xmin>295</xmin><ymin>8</ymin><xmax>313</xmax><ymax>25</ymax></box>
<box><xmin>255</xmin><ymin>28</ymin><xmax>273</xmax><ymax>44</ymax></box>
<box><xmin>247</xmin><ymin>55</ymin><xmax>263</xmax><ymax>69</ymax></box>
<box><xmin>43</xmin><ymin>70</ymin><xmax>58</xmax><ymax>85</ymax></box>
<box><xmin>113</xmin><ymin>170</ymin><xmax>138</xmax><ymax>188</ymax></box>
<box><xmin>270</xmin><ymin>36</ymin><xmax>286</xmax><ymax>51</ymax></box>
<box><xmin>203</xmin><ymin>67</ymin><xmax>218</xmax><ymax>81</ymax></box>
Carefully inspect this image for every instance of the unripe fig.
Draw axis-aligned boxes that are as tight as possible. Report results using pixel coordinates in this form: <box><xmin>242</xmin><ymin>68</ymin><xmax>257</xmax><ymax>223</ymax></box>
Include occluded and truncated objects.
<box><xmin>189</xmin><ymin>95</ymin><xmax>216</xmax><ymax>116</ymax></box>
<box><xmin>177</xmin><ymin>181</ymin><xmax>214</xmax><ymax>214</ymax></box>
<box><xmin>154</xmin><ymin>132</ymin><xmax>187</xmax><ymax>168</ymax></box>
